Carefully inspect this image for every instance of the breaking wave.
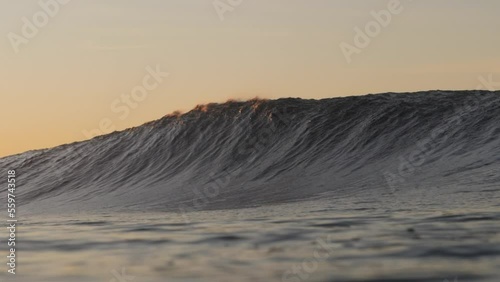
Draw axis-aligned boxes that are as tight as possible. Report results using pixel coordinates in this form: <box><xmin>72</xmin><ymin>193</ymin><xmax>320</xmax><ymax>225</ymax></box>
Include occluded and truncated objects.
<box><xmin>1</xmin><ymin>90</ymin><xmax>500</xmax><ymax>214</ymax></box>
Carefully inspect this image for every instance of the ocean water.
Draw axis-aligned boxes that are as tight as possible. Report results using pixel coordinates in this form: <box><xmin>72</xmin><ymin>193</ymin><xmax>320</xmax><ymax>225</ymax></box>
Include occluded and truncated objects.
<box><xmin>11</xmin><ymin>194</ymin><xmax>500</xmax><ymax>282</ymax></box>
<box><xmin>1</xmin><ymin>91</ymin><xmax>500</xmax><ymax>281</ymax></box>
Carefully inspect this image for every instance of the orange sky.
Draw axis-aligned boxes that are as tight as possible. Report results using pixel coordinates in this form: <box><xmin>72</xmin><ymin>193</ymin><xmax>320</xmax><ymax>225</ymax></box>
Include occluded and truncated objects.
<box><xmin>1</xmin><ymin>0</ymin><xmax>499</xmax><ymax>157</ymax></box>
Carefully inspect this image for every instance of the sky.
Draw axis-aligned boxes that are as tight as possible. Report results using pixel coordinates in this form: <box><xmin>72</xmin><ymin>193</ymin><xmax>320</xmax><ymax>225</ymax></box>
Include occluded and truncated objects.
<box><xmin>1</xmin><ymin>0</ymin><xmax>499</xmax><ymax>157</ymax></box>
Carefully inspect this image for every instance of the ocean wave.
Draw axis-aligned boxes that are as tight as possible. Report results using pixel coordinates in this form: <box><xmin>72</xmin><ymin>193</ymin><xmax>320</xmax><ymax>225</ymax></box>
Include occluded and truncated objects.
<box><xmin>1</xmin><ymin>90</ymin><xmax>499</xmax><ymax>213</ymax></box>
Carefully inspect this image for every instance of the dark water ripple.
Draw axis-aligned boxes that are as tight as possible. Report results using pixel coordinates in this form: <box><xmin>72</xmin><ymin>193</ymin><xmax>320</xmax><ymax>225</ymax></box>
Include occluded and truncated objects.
<box><xmin>8</xmin><ymin>198</ymin><xmax>500</xmax><ymax>282</ymax></box>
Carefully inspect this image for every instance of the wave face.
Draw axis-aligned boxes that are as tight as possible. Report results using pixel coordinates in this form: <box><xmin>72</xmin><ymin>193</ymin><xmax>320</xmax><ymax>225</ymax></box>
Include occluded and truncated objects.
<box><xmin>2</xmin><ymin>90</ymin><xmax>500</xmax><ymax>214</ymax></box>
